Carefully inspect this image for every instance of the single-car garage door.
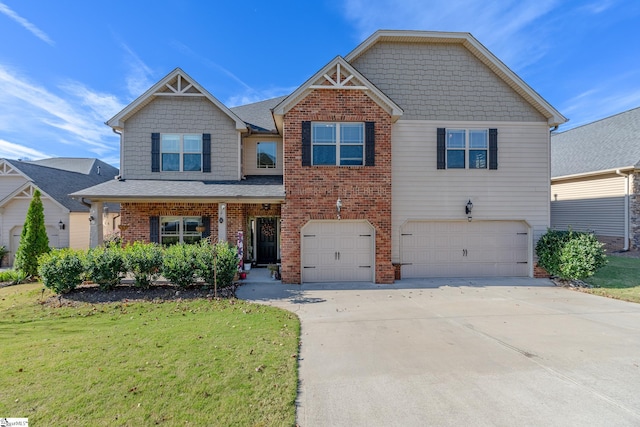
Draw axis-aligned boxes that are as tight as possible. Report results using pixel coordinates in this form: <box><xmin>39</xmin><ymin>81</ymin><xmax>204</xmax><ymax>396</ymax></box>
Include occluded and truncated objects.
<box><xmin>302</xmin><ymin>220</ymin><xmax>374</xmax><ymax>282</ymax></box>
<box><xmin>401</xmin><ymin>220</ymin><xmax>529</xmax><ymax>278</ymax></box>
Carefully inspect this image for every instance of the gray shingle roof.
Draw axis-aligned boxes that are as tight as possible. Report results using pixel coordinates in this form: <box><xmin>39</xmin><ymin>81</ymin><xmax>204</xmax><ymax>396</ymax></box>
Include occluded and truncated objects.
<box><xmin>551</xmin><ymin>106</ymin><xmax>640</xmax><ymax>178</ymax></box>
<box><xmin>6</xmin><ymin>159</ymin><xmax>120</xmax><ymax>212</ymax></box>
<box><xmin>70</xmin><ymin>175</ymin><xmax>284</xmax><ymax>201</ymax></box>
<box><xmin>230</xmin><ymin>96</ymin><xmax>287</xmax><ymax>132</ymax></box>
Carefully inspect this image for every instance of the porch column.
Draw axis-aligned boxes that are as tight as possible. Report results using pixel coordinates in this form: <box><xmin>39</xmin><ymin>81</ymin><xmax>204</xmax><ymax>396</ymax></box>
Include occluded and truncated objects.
<box><xmin>89</xmin><ymin>201</ymin><xmax>104</xmax><ymax>248</ymax></box>
<box><xmin>218</xmin><ymin>203</ymin><xmax>227</xmax><ymax>242</ymax></box>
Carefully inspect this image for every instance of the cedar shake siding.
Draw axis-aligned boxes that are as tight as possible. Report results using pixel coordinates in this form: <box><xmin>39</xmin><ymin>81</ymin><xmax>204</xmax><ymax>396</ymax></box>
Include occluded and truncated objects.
<box><xmin>350</xmin><ymin>42</ymin><xmax>546</xmax><ymax>122</ymax></box>
<box><xmin>122</xmin><ymin>96</ymin><xmax>239</xmax><ymax>180</ymax></box>
<box><xmin>281</xmin><ymin>89</ymin><xmax>394</xmax><ymax>284</ymax></box>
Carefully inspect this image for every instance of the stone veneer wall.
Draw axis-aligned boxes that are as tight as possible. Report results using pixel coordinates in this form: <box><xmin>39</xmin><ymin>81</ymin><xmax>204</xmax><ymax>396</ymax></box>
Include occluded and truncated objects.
<box><xmin>281</xmin><ymin>89</ymin><xmax>394</xmax><ymax>284</ymax></box>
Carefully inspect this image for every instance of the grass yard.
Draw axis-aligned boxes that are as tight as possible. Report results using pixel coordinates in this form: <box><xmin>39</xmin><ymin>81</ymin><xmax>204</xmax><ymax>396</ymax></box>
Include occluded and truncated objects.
<box><xmin>0</xmin><ymin>283</ymin><xmax>299</xmax><ymax>426</ymax></box>
<box><xmin>584</xmin><ymin>255</ymin><xmax>640</xmax><ymax>303</ymax></box>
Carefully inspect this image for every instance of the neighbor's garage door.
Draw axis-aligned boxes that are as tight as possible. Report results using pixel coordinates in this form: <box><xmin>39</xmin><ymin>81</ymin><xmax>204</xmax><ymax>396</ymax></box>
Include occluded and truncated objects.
<box><xmin>302</xmin><ymin>221</ymin><xmax>374</xmax><ymax>282</ymax></box>
<box><xmin>401</xmin><ymin>221</ymin><xmax>529</xmax><ymax>278</ymax></box>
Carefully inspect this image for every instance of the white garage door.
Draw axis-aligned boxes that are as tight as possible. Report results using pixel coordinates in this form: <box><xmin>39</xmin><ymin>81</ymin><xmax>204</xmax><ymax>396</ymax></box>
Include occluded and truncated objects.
<box><xmin>401</xmin><ymin>221</ymin><xmax>529</xmax><ymax>278</ymax></box>
<box><xmin>302</xmin><ymin>221</ymin><xmax>374</xmax><ymax>282</ymax></box>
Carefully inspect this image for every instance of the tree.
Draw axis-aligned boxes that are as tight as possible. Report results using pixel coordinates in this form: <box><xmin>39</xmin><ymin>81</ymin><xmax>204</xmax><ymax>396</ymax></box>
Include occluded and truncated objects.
<box><xmin>15</xmin><ymin>189</ymin><xmax>50</xmax><ymax>277</ymax></box>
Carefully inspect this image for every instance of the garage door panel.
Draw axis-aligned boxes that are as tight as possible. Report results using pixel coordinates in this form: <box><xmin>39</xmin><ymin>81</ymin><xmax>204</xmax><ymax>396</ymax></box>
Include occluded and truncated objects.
<box><xmin>401</xmin><ymin>221</ymin><xmax>529</xmax><ymax>278</ymax></box>
<box><xmin>302</xmin><ymin>221</ymin><xmax>374</xmax><ymax>283</ymax></box>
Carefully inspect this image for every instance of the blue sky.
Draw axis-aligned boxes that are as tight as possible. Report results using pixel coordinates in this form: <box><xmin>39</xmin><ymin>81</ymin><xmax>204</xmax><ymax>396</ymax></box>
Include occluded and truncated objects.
<box><xmin>0</xmin><ymin>0</ymin><xmax>638</xmax><ymax>168</ymax></box>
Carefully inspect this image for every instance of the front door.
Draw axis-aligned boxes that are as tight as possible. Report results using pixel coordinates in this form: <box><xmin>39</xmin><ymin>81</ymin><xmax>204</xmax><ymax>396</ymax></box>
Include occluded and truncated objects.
<box><xmin>257</xmin><ymin>217</ymin><xmax>278</xmax><ymax>264</ymax></box>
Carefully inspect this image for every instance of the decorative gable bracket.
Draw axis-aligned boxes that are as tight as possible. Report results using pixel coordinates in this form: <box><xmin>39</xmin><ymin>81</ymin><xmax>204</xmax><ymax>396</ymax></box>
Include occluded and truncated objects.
<box><xmin>156</xmin><ymin>74</ymin><xmax>204</xmax><ymax>97</ymax></box>
<box><xmin>309</xmin><ymin>63</ymin><xmax>368</xmax><ymax>90</ymax></box>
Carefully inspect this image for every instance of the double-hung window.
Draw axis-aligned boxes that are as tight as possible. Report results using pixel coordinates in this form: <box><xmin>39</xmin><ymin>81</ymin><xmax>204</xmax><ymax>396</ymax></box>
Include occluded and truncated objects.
<box><xmin>257</xmin><ymin>142</ymin><xmax>277</xmax><ymax>168</ymax></box>
<box><xmin>446</xmin><ymin>129</ymin><xmax>488</xmax><ymax>169</ymax></box>
<box><xmin>161</xmin><ymin>134</ymin><xmax>202</xmax><ymax>172</ymax></box>
<box><xmin>312</xmin><ymin>122</ymin><xmax>364</xmax><ymax>166</ymax></box>
<box><xmin>160</xmin><ymin>216</ymin><xmax>202</xmax><ymax>245</ymax></box>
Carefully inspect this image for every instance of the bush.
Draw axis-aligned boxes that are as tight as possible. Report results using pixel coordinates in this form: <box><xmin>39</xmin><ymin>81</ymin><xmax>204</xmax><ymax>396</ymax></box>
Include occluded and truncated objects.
<box><xmin>162</xmin><ymin>243</ymin><xmax>199</xmax><ymax>288</ymax></box>
<box><xmin>195</xmin><ymin>240</ymin><xmax>238</xmax><ymax>289</ymax></box>
<box><xmin>85</xmin><ymin>245</ymin><xmax>126</xmax><ymax>291</ymax></box>
<box><xmin>38</xmin><ymin>249</ymin><xmax>85</xmax><ymax>294</ymax></box>
<box><xmin>536</xmin><ymin>229</ymin><xmax>607</xmax><ymax>280</ymax></box>
<box><xmin>123</xmin><ymin>242</ymin><xmax>163</xmax><ymax>289</ymax></box>
<box><xmin>0</xmin><ymin>245</ymin><xmax>7</xmax><ymax>264</ymax></box>
<box><xmin>15</xmin><ymin>189</ymin><xmax>50</xmax><ymax>277</ymax></box>
<box><xmin>0</xmin><ymin>269</ymin><xmax>27</xmax><ymax>285</ymax></box>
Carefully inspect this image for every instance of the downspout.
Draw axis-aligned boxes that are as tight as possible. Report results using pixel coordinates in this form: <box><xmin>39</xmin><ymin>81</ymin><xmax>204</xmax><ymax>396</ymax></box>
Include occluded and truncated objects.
<box><xmin>616</xmin><ymin>169</ymin><xmax>630</xmax><ymax>251</ymax></box>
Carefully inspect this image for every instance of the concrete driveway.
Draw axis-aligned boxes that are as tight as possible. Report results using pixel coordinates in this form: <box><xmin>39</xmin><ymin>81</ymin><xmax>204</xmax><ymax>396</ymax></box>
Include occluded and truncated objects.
<box><xmin>237</xmin><ymin>278</ymin><xmax>640</xmax><ymax>426</ymax></box>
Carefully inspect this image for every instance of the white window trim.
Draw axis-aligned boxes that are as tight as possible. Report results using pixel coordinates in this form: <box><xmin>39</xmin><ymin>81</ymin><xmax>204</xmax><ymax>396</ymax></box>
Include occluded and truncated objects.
<box><xmin>161</xmin><ymin>134</ymin><xmax>203</xmax><ymax>172</ymax></box>
<box><xmin>312</xmin><ymin>122</ymin><xmax>365</xmax><ymax>166</ymax></box>
<box><xmin>256</xmin><ymin>141</ymin><xmax>277</xmax><ymax>169</ymax></box>
<box><xmin>446</xmin><ymin>129</ymin><xmax>488</xmax><ymax>170</ymax></box>
<box><xmin>160</xmin><ymin>216</ymin><xmax>202</xmax><ymax>244</ymax></box>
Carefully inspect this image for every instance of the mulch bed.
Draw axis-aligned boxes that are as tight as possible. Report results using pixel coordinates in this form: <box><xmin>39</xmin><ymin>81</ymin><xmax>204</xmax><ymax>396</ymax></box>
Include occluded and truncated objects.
<box><xmin>43</xmin><ymin>282</ymin><xmax>240</xmax><ymax>307</ymax></box>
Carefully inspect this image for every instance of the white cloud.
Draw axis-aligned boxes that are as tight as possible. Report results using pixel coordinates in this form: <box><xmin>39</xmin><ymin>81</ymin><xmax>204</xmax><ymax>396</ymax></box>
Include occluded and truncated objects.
<box><xmin>119</xmin><ymin>42</ymin><xmax>155</xmax><ymax>98</ymax></box>
<box><xmin>0</xmin><ymin>65</ymin><xmax>120</xmax><ymax>156</ymax></box>
<box><xmin>0</xmin><ymin>139</ymin><xmax>49</xmax><ymax>160</ymax></box>
<box><xmin>0</xmin><ymin>2</ymin><xmax>54</xmax><ymax>46</ymax></box>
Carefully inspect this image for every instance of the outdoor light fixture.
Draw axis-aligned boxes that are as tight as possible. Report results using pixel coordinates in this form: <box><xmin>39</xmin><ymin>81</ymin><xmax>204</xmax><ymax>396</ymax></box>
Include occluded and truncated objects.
<box><xmin>465</xmin><ymin>200</ymin><xmax>473</xmax><ymax>221</ymax></box>
<box><xmin>262</xmin><ymin>203</ymin><xmax>271</xmax><ymax>210</ymax></box>
<box><xmin>58</xmin><ymin>220</ymin><xmax>65</xmax><ymax>230</ymax></box>
<box><xmin>336</xmin><ymin>198</ymin><xmax>342</xmax><ymax>220</ymax></box>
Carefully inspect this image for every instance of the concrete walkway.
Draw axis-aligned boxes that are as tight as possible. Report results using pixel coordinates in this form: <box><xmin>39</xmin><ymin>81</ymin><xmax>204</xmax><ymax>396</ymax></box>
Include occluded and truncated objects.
<box><xmin>237</xmin><ymin>278</ymin><xmax>640</xmax><ymax>426</ymax></box>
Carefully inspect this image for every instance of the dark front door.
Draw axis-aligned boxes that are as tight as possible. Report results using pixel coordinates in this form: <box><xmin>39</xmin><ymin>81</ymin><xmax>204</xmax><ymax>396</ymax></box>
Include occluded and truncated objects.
<box><xmin>257</xmin><ymin>217</ymin><xmax>278</xmax><ymax>264</ymax></box>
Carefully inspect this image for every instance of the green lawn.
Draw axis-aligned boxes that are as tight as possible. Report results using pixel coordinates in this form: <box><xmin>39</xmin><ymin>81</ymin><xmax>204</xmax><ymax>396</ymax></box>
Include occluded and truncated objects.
<box><xmin>584</xmin><ymin>256</ymin><xmax>640</xmax><ymax>303</ymax></box>
<box><xmin>0</xmin><ymin>283</ymin><xmax>299</xmax><ymax>426</ymax></box>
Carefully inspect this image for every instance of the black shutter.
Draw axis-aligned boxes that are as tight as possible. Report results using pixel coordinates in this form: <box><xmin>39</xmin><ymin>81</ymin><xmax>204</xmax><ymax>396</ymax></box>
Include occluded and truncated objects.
<box><xmin>437</xmin><ymin>128</ymin><xmax>446</xmax><ymax>169</ymax></box>
<box><xmin>365</xmin><ymin>122</ymin><xmax>375</xmax><ymax>166</ymax></box>
<box><xmin>202</xmin><ymin>133</ymin><xmax>211</xmax><ymax>173</ymax></box>
<box><xmin>489</xmin><ymin>128</ymin><xmax>498</xmax><ymax>170</ymax></box>
<box><xmin>301</xmin><ymin>121</ymin><xmax>311</xmax><ymax>166</ymax></box>
<box><xmin>202</xmin><ymin>216</ymin><xmax>211</xmax><ymax>239</ymax></box>
<box><xmin>149</xmin><ymin>216</ymin><xmax>159</xmax><ymax>243</ymax></box>
<box><xmin>151</xmin><ymin>133</ymin><xmax>160</xmax><ymax>172</ymax></box>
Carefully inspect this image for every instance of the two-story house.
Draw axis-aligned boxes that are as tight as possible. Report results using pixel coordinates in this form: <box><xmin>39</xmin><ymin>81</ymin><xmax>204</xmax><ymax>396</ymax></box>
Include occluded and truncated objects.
<box><xmin>73</xmin><ymin>30</ymin><xmax>566</xmax><ymax>283</ymax></box>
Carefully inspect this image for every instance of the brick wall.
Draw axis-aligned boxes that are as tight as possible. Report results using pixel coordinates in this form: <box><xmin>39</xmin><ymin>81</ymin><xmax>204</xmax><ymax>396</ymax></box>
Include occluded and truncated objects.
<box><xmin>281</xmin><ymin>89</ymin><xmax>394</xmax><ymax>284</ymax></box>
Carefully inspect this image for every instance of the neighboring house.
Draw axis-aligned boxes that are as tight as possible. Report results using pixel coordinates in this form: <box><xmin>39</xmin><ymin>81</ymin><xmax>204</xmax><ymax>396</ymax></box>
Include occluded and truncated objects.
<box><xmin>0</xmin><ymin>158</ymin><xmax>120</xmax><ymax>266</ymax></box>
<box><xmin>72</xmin><ymin>30</ymin><xmax>565</xmax><ymax>283</ymax></box>
<box><xmin>551</xmin><ymin>106</ymin><xmax>640</xmax><ymax>251</ymax></box>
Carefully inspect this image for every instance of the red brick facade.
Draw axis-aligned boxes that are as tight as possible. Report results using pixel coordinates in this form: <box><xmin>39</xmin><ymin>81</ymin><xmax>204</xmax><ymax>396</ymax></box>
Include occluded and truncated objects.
<box><xmin>281</xmin><ymin>89</ymin><xmax>394</xmax><ymax>284</ymax></box>
<box><xmin>120</xmin><ymin>202</ymin><xmax>281</xmax><ymax>263</ymax></box>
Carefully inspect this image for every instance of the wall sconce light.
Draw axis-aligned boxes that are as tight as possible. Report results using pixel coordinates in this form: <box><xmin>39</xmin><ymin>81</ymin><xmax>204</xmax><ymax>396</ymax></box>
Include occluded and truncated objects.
<box><xmin>219</xmin><ymin>217</ymin><xmax>224</xmax><ymax>224</ymax></box>
<box><xmin>58</xmin><ymin>220</ymin><xmax>65</xmax><ymax>230</ymax></box>
<box><xmin>262</xmin><ymin>203</ymin><xmax>271</xmax><ymax>210</ymax></box>
<box><xmin>465</xmin><ymin>199</ymin><xmax>473</xmax><ymax>221</ymax></box>
<box><xmin>336</xmin><ymin>198</ymin><xmax>342</xmax><ymax>220</ymax></box>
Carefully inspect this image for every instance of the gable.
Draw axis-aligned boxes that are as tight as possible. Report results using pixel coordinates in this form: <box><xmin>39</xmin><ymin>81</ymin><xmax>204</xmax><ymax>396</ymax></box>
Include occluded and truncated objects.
<box><xmin>346</xmin><ymin>31</ymin><xmax>566</xmax><ymax>126</ymax></box>
<box><xmin>273</xmin><ymin>56</ymin><xmax>402</xmax><ymax>133</ymax></box>
<box><xmin>107</xmin><ymin>68</ymin><xmax>247</xmax><ymax>132</ymax></box>
<box><xmin>0</xmin><ymin>182</ymin><xmax>67</xmax><ymax>212</ymax></box>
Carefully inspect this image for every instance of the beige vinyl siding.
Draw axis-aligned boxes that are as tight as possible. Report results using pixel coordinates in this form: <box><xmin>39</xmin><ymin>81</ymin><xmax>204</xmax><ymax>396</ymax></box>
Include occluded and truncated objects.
<box><xmin>122</xmin><ymin>96</ymin><xmax>239</xmax><ymax>180</ymax></box>
<box><xmin>551</xmin><ymin>174</ymin><xmax>626</xmax><ymax>237</ymax></box>
<box><xmin>242</xmin><ymin>135</ymin><xmax>283</xmax><ymax>176</ymax></box>
<box><xmin>392</xmin><ymin>120</ymin><xmax>550</xmax><ymax>273</ymax></box>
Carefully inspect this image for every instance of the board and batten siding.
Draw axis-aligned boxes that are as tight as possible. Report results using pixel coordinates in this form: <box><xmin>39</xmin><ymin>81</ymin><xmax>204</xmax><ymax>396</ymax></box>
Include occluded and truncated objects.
<box><xmin>551</xmin><ymin>174</ymin><xmax>626</xmax><ymax>237</ymax></box>
<box><xmin>242</xmin><ymin>135</ymin><xmax>283</xmax><ymax>176</ymax></box>
<box><xmin>122</xmin><ymin>96</ymin><xmax>239</xmax><ymax>181</ymax></box>
<box><xmin>392</xmin><ymin>120</ymin><xmax>551</xmax><ymax>270</ymax></box>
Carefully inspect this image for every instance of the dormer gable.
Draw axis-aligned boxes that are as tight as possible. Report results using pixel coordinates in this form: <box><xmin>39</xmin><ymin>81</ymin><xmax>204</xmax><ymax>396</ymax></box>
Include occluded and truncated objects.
<box><xmin>272</xmin><ymin>56</ymin><xmax>403</xmax><ymax>133</ymax></box>
<box><xmin>107</xmin><ymin>68</ymin><xmax>247</xmax><ymax>132</ymax></box>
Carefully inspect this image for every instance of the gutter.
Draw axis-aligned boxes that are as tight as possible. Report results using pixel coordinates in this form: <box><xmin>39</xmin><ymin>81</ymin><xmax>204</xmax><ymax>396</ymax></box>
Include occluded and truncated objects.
<box><xmin>616</xmin><ymin>169</ymin><xmax>630</xmax><ymax>251</ymax></box>
<box><xmin>552</xmin><ymin>166</ymin><xmax>635</xmax><ymax>182</ymax></box>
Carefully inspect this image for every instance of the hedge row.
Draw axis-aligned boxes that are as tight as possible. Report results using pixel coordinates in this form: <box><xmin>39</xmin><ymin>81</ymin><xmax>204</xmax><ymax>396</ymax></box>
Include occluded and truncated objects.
<box><xmin>38</xmin><ymin>240</ymin><xmax>238</xmax><ymax>294</ymax></box>
<box><xmin>535</xmin><ymin>229</ymin><xmax>607</xmax><ymax>280</ymax></box>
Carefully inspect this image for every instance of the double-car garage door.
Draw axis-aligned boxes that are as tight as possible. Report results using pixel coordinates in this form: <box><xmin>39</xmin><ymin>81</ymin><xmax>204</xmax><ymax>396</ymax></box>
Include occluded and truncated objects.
<box><xmin>401</xmin><ymin>220</ymin><xmax>529</xmax><ymax>278</ymax></box>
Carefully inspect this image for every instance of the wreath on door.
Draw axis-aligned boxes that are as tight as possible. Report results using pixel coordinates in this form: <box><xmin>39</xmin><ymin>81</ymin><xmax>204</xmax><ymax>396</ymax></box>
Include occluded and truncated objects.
<box><xmin>261</xmin><ymin>222</ymin><xmax>276</xmax><ymax>238</ymax></box>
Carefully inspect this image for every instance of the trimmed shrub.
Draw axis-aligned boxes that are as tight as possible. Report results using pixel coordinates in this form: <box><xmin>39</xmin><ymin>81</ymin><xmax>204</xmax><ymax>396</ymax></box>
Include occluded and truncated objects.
<box><xmin>536</xmin><ymin>229</ymin><xmax>607</xmax><ymax>280</ymax></box>
<box><xmin>195</xmin><ymin>240</ymin><xmax>238</xmax><ymax>289</ymax></box>
<box><xmin>38</xmin><ymin>249</ymin><xmax>85</xmax><ymax>294</ymax></box>
<box><xmin>162</xmin><ymin>243</ymin><xmax>199</xmax><ymax>288</ymax></box>
<box><xmin>85</xmin><ymin>245</ymin><xmax>126</xmax><ymax>291</ymax></box>
<box><xmin>123</xmin><ymin>242</ymin><xmax>163</xmax><ymax>289</ymax></box>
